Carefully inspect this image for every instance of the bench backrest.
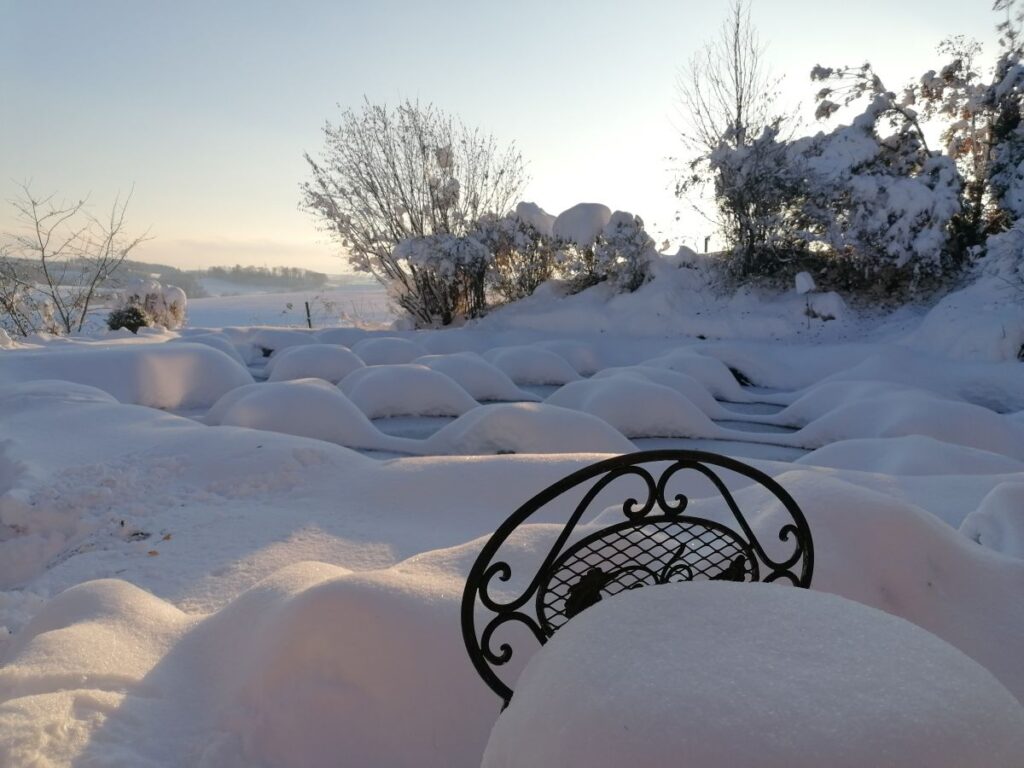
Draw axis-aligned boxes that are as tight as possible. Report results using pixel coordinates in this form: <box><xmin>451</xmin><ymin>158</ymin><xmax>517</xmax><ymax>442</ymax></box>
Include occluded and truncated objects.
<box><xmin>461</xmin><ymin>450</ymin><xmax>814</xmax><ymax>707</ymax></box>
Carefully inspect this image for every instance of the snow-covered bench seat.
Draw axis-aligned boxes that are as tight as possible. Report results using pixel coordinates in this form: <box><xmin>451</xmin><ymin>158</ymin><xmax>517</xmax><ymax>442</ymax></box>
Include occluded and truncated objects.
<box><xmin>461</xmin><ymin>449</ymin><xmax>814</xmax><ymax>708</ymax></box>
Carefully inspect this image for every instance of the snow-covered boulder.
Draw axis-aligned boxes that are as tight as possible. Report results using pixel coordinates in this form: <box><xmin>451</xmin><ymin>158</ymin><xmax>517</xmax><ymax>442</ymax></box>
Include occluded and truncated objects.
<box><xmin>545</xmin><ymin>378</ymin><xmax>722</xmax><ymax>439</ymax></box>
<box><xmin>0</xmin><ymin>343</ymin><xmax>254</xmax><ymax>410</ymax></box>
<box><xmin>207</xmin><ymin>379</ymin><xmax>400</xmax><ymax>452</ymax></box>
<box><xmin>171</xmin><ymin>332</ymin><xmax>247</xmax><ymax>367</ymax></box>
<box><xmin>534</xmin><ymin>340</ymin><xmax>602</xmax><ymax>375</ymax></box>
<box><xmin>424</xmin><ymin>403</ymin><xmax>634</xmax><ymax>455</ymax></box>
<box><xmin>314</xmin><ymin>327</ymin><xmax>371</xmax><ymax>347</ymax></box>
<box><xmin>793</xmin><ymin>391</ymin><xmax>1024</xmax><ymax>460</ymax></box>
<box><xmin>961</xmin><ymin>482</ymin><xmax>1024</xmax><ymax>559</ymax></box>
<box><xmin>414</xmin><ymin>353</ymin><xmax>539</xmax><ymax>402</ymax></box>
<box><xmin>642</xmin><ymin>348</ymin><xmax>753</xmax><ymax>402</ymax></box>
<box><xmin>352</xmin><ymin>336</ymin><xmax>429</xmax><ymax>366</ymax></box>
<box><xmin>591</xmin><ymin>366</ymin><xmax>733</xmax><ymax>419</ymax></box>
<box><xmin>483</xmin><ymin>346</ymin><xmax>582</xmax><ymax>386</ymax></box>
<box><xmin>483</xmin><ymin>582</ymin><xmax>1024</xmax><ymax>768</ymax></box>
<box><xmin>797</xmin><ymin>435</ymin><xmax>1024</xmax><ymax>476</ymax></box>
<box><xmin>338</xmin><ymin>364</ymin><xmax>478</xmax><ymax>418</ymax></box>
<box><xmin>266</xmin><ymin>344</ymin><xmax>365</xmax><ymax>383</ymax></box>
<box><xmin>552</xmin><ymin>203</ymin><xmax>612</xmax><ymax>247</ymax></box>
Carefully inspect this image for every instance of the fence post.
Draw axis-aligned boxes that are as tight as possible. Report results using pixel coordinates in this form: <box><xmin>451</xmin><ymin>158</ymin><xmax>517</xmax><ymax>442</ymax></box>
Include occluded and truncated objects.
<box><xmin>304</xmin><ymin>301</ymin><xmax>312</xmax><ymax>329</ymax></box>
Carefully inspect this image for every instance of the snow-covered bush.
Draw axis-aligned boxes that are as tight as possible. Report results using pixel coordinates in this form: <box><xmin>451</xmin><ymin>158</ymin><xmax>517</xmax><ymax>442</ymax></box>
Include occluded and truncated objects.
<box><xmin>592</xmin><ymin>211</ymin><xmax>658</xmax><ymax>292</ymax></box>
<box><xmin>111</xmin><ymin>278</ymin><xmax>188</xmax><ymax>330</ymax></box>
<box><xmin>300</xmin><ymin>99</ymin><xmax>526</xmax><ymax>327</ymax></box>
<box><xmin>391</xmin><ymin>234</ymin><xmax>492</xmax><ymax>326</ymax></box>
<box><xmin>106</xmin><ymin>305</ymin><xmax>149</xmax><ymax>333</ymax></box>
<box><xmin>473</xmin><ymin>212</ymin><xmax>556</xmax><ymax>303</ymax></box>
<box><xmin>706</xmin><ymin>123</ymin><xmax>806</xmax><ymax>279</ymax></box>
<box><xmin>792</xmin><ymin>95</ymin><xmax>963</xmax><ymax>289</ymax></box>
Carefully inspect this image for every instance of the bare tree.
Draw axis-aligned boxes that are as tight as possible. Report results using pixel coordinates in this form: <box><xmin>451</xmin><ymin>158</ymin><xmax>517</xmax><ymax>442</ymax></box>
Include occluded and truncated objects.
<box><xmin>0</xmin><ymin>184</ymin><xmax>147</xmax><ymax>336</ymax></box>
<box><xmin>300</xmin><ymin>99</ymin><xmax>527</xmax><ymax>325</ymax></box>
<box><xmin>676</xmin><ymin>0</ymin><xmax>779</xmax><ymax>156</ymax></box>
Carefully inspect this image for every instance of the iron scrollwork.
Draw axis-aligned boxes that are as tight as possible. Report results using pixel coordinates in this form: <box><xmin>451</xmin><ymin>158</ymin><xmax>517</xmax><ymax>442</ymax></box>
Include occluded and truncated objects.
<box><xmin>461</xmin><ymin>450</ymin><xmax>814</xmax><ymax>708</ymax></box>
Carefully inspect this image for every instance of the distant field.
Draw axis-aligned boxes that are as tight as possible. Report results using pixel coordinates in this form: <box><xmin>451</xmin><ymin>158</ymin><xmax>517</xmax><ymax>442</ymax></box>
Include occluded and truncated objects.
<box><xmin>186</xmin><ymin>278</ymin><xmax>394</xmax><ymax>328</ymax></box>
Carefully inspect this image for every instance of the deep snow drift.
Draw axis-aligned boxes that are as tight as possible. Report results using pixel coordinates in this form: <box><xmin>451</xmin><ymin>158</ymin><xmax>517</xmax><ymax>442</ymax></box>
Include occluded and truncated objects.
<box><xmin>1</xmin><ymin>271</ymin><xmax>1024</xmax><ymax>766</ymax></box>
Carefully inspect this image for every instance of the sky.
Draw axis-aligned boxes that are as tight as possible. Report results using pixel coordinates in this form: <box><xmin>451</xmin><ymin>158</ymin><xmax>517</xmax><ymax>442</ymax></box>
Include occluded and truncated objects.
<box><xmin>0</xmin><ymin>0</ymin><xmax>1004</xmax><ymax>274</ymax></box>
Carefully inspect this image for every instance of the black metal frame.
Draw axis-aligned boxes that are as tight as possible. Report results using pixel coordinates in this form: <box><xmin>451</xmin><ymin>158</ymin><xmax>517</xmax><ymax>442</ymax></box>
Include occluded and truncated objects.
<box><xmin>461</xmin><ymin>450</ymin><xmax>814</xmax><ymax>707</ymax></box>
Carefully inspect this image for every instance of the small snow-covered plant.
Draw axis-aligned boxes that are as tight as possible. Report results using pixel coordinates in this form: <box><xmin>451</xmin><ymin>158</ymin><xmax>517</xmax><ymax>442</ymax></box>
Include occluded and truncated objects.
<box><xmin>592</xmin><ymin>212</ymin><xmax>657</xmax><ymax>292</ymax></box>
<box><xmin>472</xmin><ymin>213</ymin><xmax>556</xmax><ymax>303</ymax></box>
<box><xmin>113</xmin><ymin>279</ymin><xmax>187</xmax><ymax>330</ymax></box>
<box><xmin>106</xmin><ymin>305</ymin><xmax>149</xmax><ymax>333</ymax></box>
<box><xmin>392</xmin><ymin>234</ymin><xmax>492</xmax><ymax>325</ymax></box>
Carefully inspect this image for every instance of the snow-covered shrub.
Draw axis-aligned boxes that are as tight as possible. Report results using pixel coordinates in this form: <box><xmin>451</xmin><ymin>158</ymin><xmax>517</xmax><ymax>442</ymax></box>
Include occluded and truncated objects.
<box><xmin>592</xmin><ymin>211</ymin><xmax>658</xmax><ymax>292</ymax></box>
<box><xmin>792</xmin><ymin>94</ymin><xmax>963</xmax><ymax>291</ymax></box>
<box><xmin>473</xmin><ymin>213</ymin><xmax>556</xmax><ymax>303</ymax></box>
<box><xmin>706</xmin><ymin>123</ymin><xmax>806</xmax><ymax>279</ymax></box>
<box><xmin>106</xmin><ymin>305</ymin><xmax>149</xmax><ymax>333</ymax></box>
<box><xmin>391</xmin><ymin>234</ymin><xmax>492</xmax><ymax>326</ymax></box>
<box><xmin>111</xmin><ymin>278</ymin><xmax>188</xmax><ymax>330</ymax></box>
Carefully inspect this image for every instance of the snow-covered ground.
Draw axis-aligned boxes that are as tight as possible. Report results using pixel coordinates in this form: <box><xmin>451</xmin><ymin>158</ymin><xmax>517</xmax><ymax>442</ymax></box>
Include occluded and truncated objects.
<box><xmin>1</xmin><ymin>271</ymin><xmax>1023</xmax><ymax>766</ymax></box>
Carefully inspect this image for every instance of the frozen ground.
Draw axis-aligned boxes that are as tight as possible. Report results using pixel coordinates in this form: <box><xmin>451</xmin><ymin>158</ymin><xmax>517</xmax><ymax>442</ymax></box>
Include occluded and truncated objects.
<box><xmin>1</xmin><ymin>271</ymin><xmax>1023</xmax><ymax>766</ymax></box>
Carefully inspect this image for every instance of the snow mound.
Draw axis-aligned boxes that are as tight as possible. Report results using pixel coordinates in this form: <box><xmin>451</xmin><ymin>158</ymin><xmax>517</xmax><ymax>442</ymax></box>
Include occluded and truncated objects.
<box><xmin>818</xmin><ymin>348</ymin><xmax>1024</xmax><ymax>412</ymax></box>
<box><xmin>483</xmin><ymin>346</ymin><xmax>582</xmax><ymax>385</ymax></box>
<box><xmin>793</xmin><ymin>391</ymin><xmax>1024</xmax><ymax>460</ymax></box>
<box><xmin>414</xmin><ymin>353</ymin><xmax>539</xmax><ymax>402</ymax></box>
<box><xmin>249</xmin><ymin>328</ymin><xmax>318</xmax><ymax>357</ymax></box>
<box><xmin>552</xmin><ymin>203</ymin><xmax>612</xmax><ymax>247</ymax></box>
<box><xmin>514</xmin><ymin>201</ymin><xmax>555</xmax><ymax>237</ymax></box>
<box><xmin>0</xmin><ymin>343</ymin><xmax>254</xmax><ymax>410</ymax></box>
<box><xmin>352</xmin><ymin>336</ymin><xmax>430</xmax><ymax>365</ymax></box>
<box><xmin>172</xmin><ymin>332</ymin><xmax>248</xmax><ymax>366</ymax></box>
<box><xmin>207</xmin><ymin>379</ymin><xmax>403</xmax><ymax>452</ymax></box>
<box><xmin>0</xmin><ymin>561</ymin><xmax>498</xmax><ymax>768</ymax></box>
<box><xmin>590</xmin><ymin>366</ymin><xmax>733</xmax><ymax>419</ymax></box>
<box><xmin>313</xmin><ymin>327</ymin><xmax>371</xmax><ymax>347</ymax></box>
<box><xmin>901</xmin><ymin>278</ymin><xmax>1024</xmax><ymax>362</ymax></box>
<box><xmin>545</xmin><ymin>377</ymin><xmax>723</xmax><ymax>439</ymax></box>
<box><xmin>961</xmin><ymin>483</ymin><xmax>1024</xmax><ymax>559</ymax></box>
<box><xmin>266</xmin><ymin>344</ymin><xmax>365</xmax><ymax>383</ymax></box>
<box><xmin>534</xmin><ymin>339</ymin><xmax>603</xmax><ymax>375</ymax></box>
<box><xmin>482</xmin><ymin>582</ymin><xmax>1024</xmax><ymax>768</ymax></box>
<box><xmin>763</xmin><ymin>381</ymin><xmax>952</xmax><ymax>427</ymax></box>
<box><xmin>642</xmin><ymin>348</ymin><xmax>754</xmax><ymax>402</ymax></box>
<box><xmin>424</xmin><ymin>403</ymin><xmax>634</xmax><ymax>455</ymax></box>
<box><xmin>338</xmin><ymin>365</ymin><xmax>479</xmax><ymax>418</ymax></box>
<box><xmin>798</xmin><ymin>435</ymin><xmax>1024</xmax><ymax>476</ymax></box>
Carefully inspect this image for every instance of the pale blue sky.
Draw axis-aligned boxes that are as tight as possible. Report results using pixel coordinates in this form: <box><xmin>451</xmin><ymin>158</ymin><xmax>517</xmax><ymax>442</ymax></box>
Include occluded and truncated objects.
<box><xmin>0</xmin><ymin>0</ymin><xmax>1001</xmax><ymax>272</ymax></box>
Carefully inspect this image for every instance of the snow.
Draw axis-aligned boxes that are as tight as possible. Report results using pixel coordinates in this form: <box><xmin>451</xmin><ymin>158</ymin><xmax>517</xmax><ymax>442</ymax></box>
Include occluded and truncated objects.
<box><xmin>338</xmin><ymin>364</ymin><xmax>479</xmax><ymax>418</ymax></box>
<box><xmin>483</xmin><ymin>345</ymin><xmax>582</xmax><ymax>385</ymax></box>
<box><xmin>551</xmin><ymin>203</ymin><xmax>612</xmax><ymax>246</ymax></box>
<box><xmin>798</xmin><ymin>435</ymin><xmax>1024</xmax><ymax>476</ymax></box>
<box><xmin>0</xmin><ymin>343</ymin><xmax>253</xmax><ymax>410</ymax></box>
<box><xmin>482</xmin><ymin>582</ymin><xmax>1024</xmax><ymax>768</ymax></box>
<box><xmin>4</xmin><ymin>269</ymin><xmax>1024</xmax><ymax>764</ymax></box>
<box><xmin>414</xmin><ymin>352</ymin><xmax>539</xmax><ymax>402</ymax></box>
<box><xmin>352</xmin><ymin>336</ymin><xmax>430</xmax><ymax>365</ymax></box>
<box><xmin>423</xmin><ymin>403</ymin><xmax>635</xmax><ymax>455</ymax></box>
<box><xmin>205</xmin><ymin>379</ymin><xmax>408</xmax><ymax>453</ymax></box>
<box><xmin>545</xmin><ymin>377</ymin><xmax>723</xmax><ymax>438</ymax></box>
<box><xmin>642</xmin><ymin>348</ymin><xmax>755</xmax><ymax>402</ymax></box>
<box><xmin>265</xmin><ymin>343</ymin><xmax>365</xmax><ymax>383</ymax></box>
<box><xmin>795</xmin><ymin>270</ymin><xmax>817</xmax><ymax>294</ymax></box>
<box><xmin>513</xmin><ymin>202</ymin><xmax>555</xmax><ymax>237</ymax></box>
<box><xmin>961</xmin><ymin>482</ymin><xmax>1024</xmax><ymax>559</ymax></box>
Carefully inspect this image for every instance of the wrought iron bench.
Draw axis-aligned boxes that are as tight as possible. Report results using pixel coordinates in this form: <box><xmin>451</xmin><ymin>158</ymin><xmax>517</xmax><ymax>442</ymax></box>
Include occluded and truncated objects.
<box><xmin>461</xmin><ymin>450</ymin><xmax>814</xmax><ymax>708</ymax></box>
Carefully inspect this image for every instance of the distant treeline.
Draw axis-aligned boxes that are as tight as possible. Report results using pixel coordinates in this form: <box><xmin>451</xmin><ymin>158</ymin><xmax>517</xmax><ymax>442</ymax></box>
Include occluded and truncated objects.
<box><xmin>194</xmin><ymin>265</ymin><xmax>329</xmax><ymax>290</ymax></box>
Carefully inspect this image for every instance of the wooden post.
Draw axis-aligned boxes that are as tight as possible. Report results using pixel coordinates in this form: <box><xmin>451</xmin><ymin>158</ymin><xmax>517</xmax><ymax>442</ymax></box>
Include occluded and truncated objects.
<box><xmin>304</xmin><ymin>301</ymin><xmax>312</xmax><ymax>329</ymax></box>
